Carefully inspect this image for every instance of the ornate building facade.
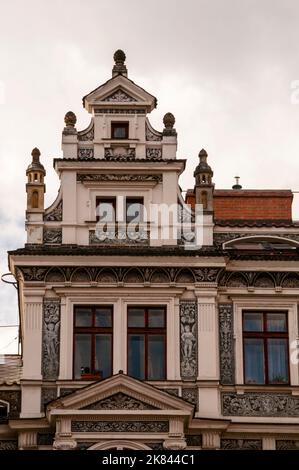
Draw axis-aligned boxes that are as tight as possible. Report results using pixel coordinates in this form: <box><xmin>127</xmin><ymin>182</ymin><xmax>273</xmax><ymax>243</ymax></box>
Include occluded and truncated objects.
<box><xmin>1</xmin><ymin>50</ymin><xmax>299</xmax><ymax>450</ymax></box>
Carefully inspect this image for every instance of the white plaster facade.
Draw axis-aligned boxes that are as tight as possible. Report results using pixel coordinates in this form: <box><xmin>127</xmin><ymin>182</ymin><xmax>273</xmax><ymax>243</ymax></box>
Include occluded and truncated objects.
<box><xmin>1</xmin><ymin>50</ymin><xmax>299</xmax><ymax>451</ymax></box>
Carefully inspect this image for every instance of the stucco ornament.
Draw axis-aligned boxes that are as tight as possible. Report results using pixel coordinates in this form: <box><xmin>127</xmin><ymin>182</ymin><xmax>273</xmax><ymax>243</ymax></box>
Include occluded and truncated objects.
<box><xmin>180</xmin><ymin>301</ymin><xmax>198</xmax><ymax>380</ymax></box>
<box><xmin>44</xmin><ymin>200</ymin><xmax>62</xmax><ymax>221</ymax></box>
<box><xmin>219</xmin><ymin>304</ymin><xmax>235</xmax><ymax>384</ymax></box>
<box><xmin>42</xmin><ymin>300</ymin><xmax>60</xmax><ymax>380</ymax></box>
<box><xmin>222</xmin><ymin>392</ymin><xmax>299</xmax><ymax>417</ymax></box>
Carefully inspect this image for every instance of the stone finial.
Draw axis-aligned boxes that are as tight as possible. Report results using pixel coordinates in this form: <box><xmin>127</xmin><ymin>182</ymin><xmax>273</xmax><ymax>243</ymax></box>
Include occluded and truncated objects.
<box><xmin>112</xmin><ymin>49</ymin><xmax>128</xmax><ymax>77</ymax></box>
<box><xmin>26</xmin><ymin>147</ymin><xmax>45</xmax><ymax>175</ymax></box>
<box><xmin>31</xmin><ymin>147</ymin><xmax>41</xmax><ymax>162</ymax></box>
<box><xmin>232</xmin><ymin>176</ymin><xmax>242</xmax><ymax>190</ymax></box>
<box><xmin>194</xmin><ymin>148</ymin><xmax>213</xmax><ymax>178</ymax></box>
<box><xmin>114</xmin><ymin>49</ymin><xmax>126</xmax><ymax>65</ymax></box>
<box><xmin>163</xmin><ymin>112</ymin><xmax>175</xmax><ymax>129</ymax></box>
<box><xmin>162</xmin><ymin>112</ymin><xmax>177</xmax><ymax>136</ymax></box>
<box><xmin>64</xmin><ymin>111</ymin><xmax>77</xmax><ymax>127</ymax></box>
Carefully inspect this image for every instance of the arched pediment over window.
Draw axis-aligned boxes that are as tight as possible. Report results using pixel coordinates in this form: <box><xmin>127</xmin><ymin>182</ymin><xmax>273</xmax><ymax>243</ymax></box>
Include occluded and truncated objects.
<box><xmin>223</xmin><ymin>235</ymin><xmax>299</xmax><ymax>251</ymax></box>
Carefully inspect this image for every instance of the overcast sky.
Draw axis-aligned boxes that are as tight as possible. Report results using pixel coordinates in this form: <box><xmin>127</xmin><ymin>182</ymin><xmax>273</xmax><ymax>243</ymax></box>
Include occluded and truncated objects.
<box><xmin>1</xmin><ymin>0</ymin><xmax>299</xmax><ymax>353</ymax></box>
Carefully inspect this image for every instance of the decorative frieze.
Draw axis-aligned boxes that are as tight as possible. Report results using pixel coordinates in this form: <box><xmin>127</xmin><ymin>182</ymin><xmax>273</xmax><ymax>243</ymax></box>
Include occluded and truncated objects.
<box><xmin>182</xmin><ymin>388</ymin><xmax>198</xmax><ymax>409</ymax></box>
<box><xmin>82</xmin><ymin>393</ymin><xmax>157</xmax><ymax>410</ymax></box>
<box><xmin>0</xmin><ymin>440</ymin><xmax>18</xmax><ymax>450</ymax></box>
<box><xmin>77</xmin><ymin>173</ymin><xmax>162</xmax><ymax>183</ymax></box>
<box><xmin>180</xmin><ymin>301</ymin><xmax>198</xmax><ymax>380</ymax></box>
<box><xmin>145</xmin><ymin>123</ymin><xmax>162</xmax><ymax>141</ymax></box>
<box><xmin>18</xmin><ymin>265</ymin><xmax>223</xmax><ymax>284</ymax></box>
<box><xmin>43</xmin><ymin>229</ymin><xmax>62</xmax><ymax>244</ymax></box>
<box><xmin>221</xmin><ymin>439</ymin><xmax>262</xmax><ymax>450</ymax></box>
<box><xmin>42</xmin><ymin>300</ymin><xmax>60</xmax><ymax>380</ymax></box>
<box><xmin>41</xmin><ymin>387</ymin><xmax>57</xmax><ymax>411</ymax></box>
<box><xmin>78</xmin><ymin>148</ymin><xmax>94</xmax><ymax>160</ymax></box>
<box><xmin>186</xmin><ymin>435</ymin><xmax>202</xmax><ymax>447</ymax></box>
<box><xmin>146</xmin><ymin>148</ymin><xmax>162</xmax><ymax>160</ymax></box>
<box><xmin>43</xmin><ymin>200</ymin><xmax>62</xmax><ymax>222</ymax></box>
<box><xmin>104</xmin><ymin>147</ymin><xmax>135</xmax><ymax>160</ymax></box>
<box><xmin>222</xmin><ymin>392</ymin><xmax>299</xmax><ymax>417</ymax></box>
<box><xmin>276</xmin><ymin>440</ymin><xmax>299</xmax><ymax>450</ymax></box>
<box><xmin>219</xmin><ymin>304</ymin><xmax>235</xmax><ymax>385</ymax></box>
<box><xmin>0</xmin><ymin>391</ymin><xmax>21</xmax><ymax>418</ymax></box>
<box><xmin>71</xmin><ymin>421</ymin><xmax>169</xmax><ymax>433</ymax></box>
<box><xmin>89</xmin><ymin>229</ymin><xmax>149</xmax><ymax>246</ymax></box>
<box><xmin>78</xmin><ymin>125</ymin><xmax>94</xmax><ymax>141</ymax></box>
<box><xmin>95</xmin><ymin>108</ymin><xmax>146</xmax><ymax>114</ymax></box>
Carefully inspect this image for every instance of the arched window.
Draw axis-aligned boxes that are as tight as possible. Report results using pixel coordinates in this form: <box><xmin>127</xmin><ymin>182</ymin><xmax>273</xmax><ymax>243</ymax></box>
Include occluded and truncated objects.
<box><xmin>32</xmin><ymin>190</ymin><xmax>39</xmax><ymax>208</ymax></box>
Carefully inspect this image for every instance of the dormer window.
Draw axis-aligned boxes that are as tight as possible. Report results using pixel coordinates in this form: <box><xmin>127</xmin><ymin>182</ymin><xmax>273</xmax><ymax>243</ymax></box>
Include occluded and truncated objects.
<box><xmin>111</xmin><ymin>122</ymin><xmax>129</xmax><ymax>139</ymax></box>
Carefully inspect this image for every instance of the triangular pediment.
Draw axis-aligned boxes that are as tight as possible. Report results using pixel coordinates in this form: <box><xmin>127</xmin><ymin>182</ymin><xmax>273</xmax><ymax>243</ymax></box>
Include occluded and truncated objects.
<box><xmin>83</xmin><ymin>75</ymin><xmax>157</xmax><ymax>113</ymax></box>
<box><xmin>47</xmin><ymin>374</ymin><xmax>193</xmax><ymax>415</ymax></box>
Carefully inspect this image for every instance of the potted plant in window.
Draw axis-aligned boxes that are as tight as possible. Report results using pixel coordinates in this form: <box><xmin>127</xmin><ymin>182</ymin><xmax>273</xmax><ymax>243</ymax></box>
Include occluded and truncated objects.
<box><xmin>80</xmin><ymin>367</ymin><xmax>102</xmax><ymax>380</ymax></box>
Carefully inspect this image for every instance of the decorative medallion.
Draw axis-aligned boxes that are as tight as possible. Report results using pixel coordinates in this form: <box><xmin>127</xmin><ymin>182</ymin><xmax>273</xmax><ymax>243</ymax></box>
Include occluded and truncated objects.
<box><xmin>146</xmin><ymin>148</ymin><xmax>162</xmax><ymax>160</ymax></box>
<box><xmin>78</xmin><ymin>148</ymin><xmax>94</xmax><ymax>160</ymax></box>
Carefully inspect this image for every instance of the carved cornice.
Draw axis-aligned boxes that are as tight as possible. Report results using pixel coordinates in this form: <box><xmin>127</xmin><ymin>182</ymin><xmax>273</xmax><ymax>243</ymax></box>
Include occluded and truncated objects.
<box><xmin>18</xmin><ymin>266</ymin><xmax>223</xmax><ymax>284</ymax></box>
<box><xmin>77</xmin><ymin>173</ymin><xmax>162</xmax><ymax>183</ymax></box>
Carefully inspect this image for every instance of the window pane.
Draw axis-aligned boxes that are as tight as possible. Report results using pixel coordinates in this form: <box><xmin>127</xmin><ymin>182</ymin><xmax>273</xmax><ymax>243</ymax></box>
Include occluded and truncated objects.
<box><xmin>148</xmin><ymin>309</ymin><xmax>165</xmax><ymax>327</ymax></box>
<box><xmin>126</xmin><ymin>199</ymin><xmax>143</xmax><ymax>223</ymax></box>
<box><xmin>128</xmin><ymin>334</ymin><xmax>145</xmax><ymax>379</ymax></box>
<box><xmin>128</xmin><ymin>308</ymin><xmax>145</xmax><ymax>327</ymax></box>
<box><xmin>95</xmin><ymin>308</ymin><xmax>112</xmax><ymax>327</ymax></box>
<box><xmin>96</xmin><ymin>200</ymin><xmax>115</xmax><ymax>222</ymax></box>
<box><xmin>95</xmin><ymin>334</ymin><xmax>112</xmax><ymax>379</ymax></box>
<box><xmin>75</xmin><ymin>308</ymin><xmax>92</xmax><ymax>327</ymax></box>
<box><xmin>243</xmin><ymin>312</ymin><xmax>263</xmax><ymax>331</ymax></box>
<box><xmin>268</xmin><ymin>338</ymin><xmax>289</xmax><ymax>384</ymax></box>
<box><xmin>148</xmin><ymin>335</ymin><xmax>165</xmax><ymax>380</ymax></box>
<box><xmin>266</xmin><ymin>313</ymin><xmax>287</xmax><ymax>332</ymax></box>
<box><xmin>74</xmin><ymin>334</ymin><xmax>91</xmax><ymax>379</ymax></box>
<box><xmin>244</xmin><ymin>338</ymin><xmax>265</xmax><ymax>384</ymax></box>
<box><xmin>114</xmin><ymin>126</ymin><xmax>127</xmax><ymax>138</ymax></box>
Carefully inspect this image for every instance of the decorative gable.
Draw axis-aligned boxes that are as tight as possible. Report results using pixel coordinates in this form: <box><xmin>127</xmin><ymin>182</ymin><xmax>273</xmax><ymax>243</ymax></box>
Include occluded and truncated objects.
<box><xmin>82</xmin><ymin>392</ymin><xmax>157</xmax><ymax>410</ymax></box>
<box><xmin>103</xmin><ymin>89</ymin><xmax>137</xmax><ymax>103</ymax></box>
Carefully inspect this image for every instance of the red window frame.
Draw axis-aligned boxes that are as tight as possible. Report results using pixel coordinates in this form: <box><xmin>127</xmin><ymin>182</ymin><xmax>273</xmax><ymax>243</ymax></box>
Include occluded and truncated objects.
<box><xmin>127</xmin><ymin>306</ymin><xmax>167</xmax><ymax>380</ymax></box>
<box><xmin>242</xmin><ymin>310</ymin><xmax>290</xmax><ymax>385</ymax></box>
<box><xmin>73</xmin><ymin>305</ymin><xmax>113</xmax><ymax>380</ymax></box>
